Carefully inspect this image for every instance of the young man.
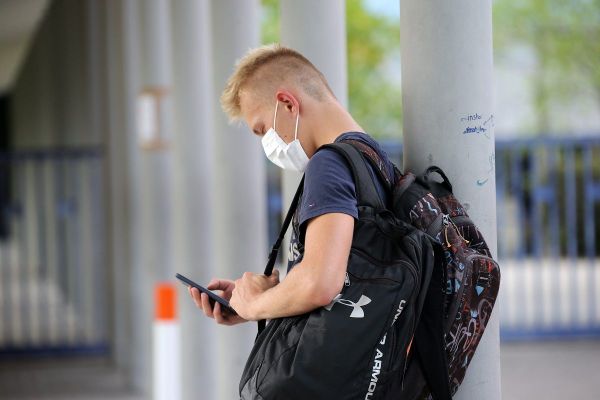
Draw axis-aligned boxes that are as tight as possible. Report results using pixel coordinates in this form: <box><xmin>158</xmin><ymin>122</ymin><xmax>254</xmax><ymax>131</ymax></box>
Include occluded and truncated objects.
<box><xmin>188</xmin><ymin>44</ymin><xmax>395</xmax><ymax>328</ymax></box>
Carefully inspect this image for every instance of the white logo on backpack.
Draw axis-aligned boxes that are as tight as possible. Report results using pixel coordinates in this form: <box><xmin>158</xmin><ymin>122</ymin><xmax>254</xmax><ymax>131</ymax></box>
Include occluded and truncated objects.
<box><xmin>324</xmin><ymin>294</ymin><xmax>372</xmax><ymax>318</ymax></box>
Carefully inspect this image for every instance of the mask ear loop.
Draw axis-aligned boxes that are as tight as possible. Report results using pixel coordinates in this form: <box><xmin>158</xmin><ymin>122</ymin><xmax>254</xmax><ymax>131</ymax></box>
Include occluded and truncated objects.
<box><xmin>293</xmin><ymin>111</ymin><xmax>300</xmax><ymax>140</ymax></box>
<box><xmin>273</xmin><ymin>101</ymin><xmax>279</xmax><ymax>131</ymax></box>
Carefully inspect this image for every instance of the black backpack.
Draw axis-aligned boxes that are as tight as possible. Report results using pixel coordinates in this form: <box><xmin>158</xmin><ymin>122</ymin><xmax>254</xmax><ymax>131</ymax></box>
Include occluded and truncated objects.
<box><xmin>239</xmin><ymin>139</ymin><xmax>501</xmax><ymax>399</ymax></box>
<box><xmin>339</xmin><ymin>139</ymin><xmax>501</xmax><ymax>398</ymax></box>
<box><xmin>239</xmin><ymin>143</ymin><xmax>439</xmax><ymax>399</ymax></box>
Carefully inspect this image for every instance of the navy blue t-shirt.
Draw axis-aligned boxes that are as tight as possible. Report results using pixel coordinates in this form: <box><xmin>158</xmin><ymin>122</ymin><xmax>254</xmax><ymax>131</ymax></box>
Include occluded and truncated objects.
<box><xmin>287</xmin><ymin>132</ymin><xmax>396</xmax><ymax>271</ymax></box>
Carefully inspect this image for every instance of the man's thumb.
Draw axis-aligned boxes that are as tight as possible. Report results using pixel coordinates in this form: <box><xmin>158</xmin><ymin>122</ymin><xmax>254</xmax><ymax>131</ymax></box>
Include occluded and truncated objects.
<box><xmin>269</xmin><ymin>269</ymin><xmax>280</xmax><ymax>280</ymax></box>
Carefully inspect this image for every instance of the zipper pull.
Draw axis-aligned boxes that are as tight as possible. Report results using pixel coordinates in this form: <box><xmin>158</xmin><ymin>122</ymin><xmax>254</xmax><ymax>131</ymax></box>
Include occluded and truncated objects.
<box><xmin>443</xmin><ymin>214</ymin><xmax>451</xmax><ymax>247</ymax></box>
<box><xmin>448</xmin><ymin>216</ymin><xmax>471</xmax><ymax>245</ymax></box>
<box><xmin>344</xmin><ymin>272</ymin><xmax>350</xmax><ymax>287</ymax></box>
<box><xmin>443</xmin><ymin>214</ymin><xmax>470</xmax><ymax>247</ymax></box>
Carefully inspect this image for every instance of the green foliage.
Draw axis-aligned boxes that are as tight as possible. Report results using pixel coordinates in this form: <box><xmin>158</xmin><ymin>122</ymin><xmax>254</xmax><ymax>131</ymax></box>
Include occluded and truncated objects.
<box><xmin>260</xmin><ymin>0</ymin><xmax>280</xmax><ymax>44</ymax></box>
<box><xmin>346</xmin><ymin>0</ymin><xmax>401</xmax><ymax>139</ymax></box>
<box><xmin>493</xmin><ymin>0</ymin><xmax>600</xmax><ymax>133</ymax></box>
<box><xmin>260</xmin><ymin>0</ymin><xmax>402</xmax><ymax>140</ymax></box>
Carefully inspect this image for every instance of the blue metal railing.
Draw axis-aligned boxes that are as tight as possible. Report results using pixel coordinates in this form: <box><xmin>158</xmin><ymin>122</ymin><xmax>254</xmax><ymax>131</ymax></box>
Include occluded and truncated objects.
<box><xmin>0</xmin><ymin>147</ymin><xmax>109</xmax><ymax>356</ymax></box>
<box><xmin>2</xmin><ymin>136</ymin><xmax>599</xmax><ymax>356</ymax></box>
<box><xmin>494</xmin><ymin>136</ymin><xmax>600</xmax><ymax>340</ymax></box>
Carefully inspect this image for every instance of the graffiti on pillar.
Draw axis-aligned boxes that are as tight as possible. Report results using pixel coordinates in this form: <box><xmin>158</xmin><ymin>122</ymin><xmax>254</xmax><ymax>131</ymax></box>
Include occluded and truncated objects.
<box><xmin>460</xmin><ymin>113</ymin><xmax>494</xmax><ymax>139</ymax></box>
<box><xmin>458</xmin><ymin>113</ymin><xmax>495</xmax><ymax>185</ymax></box>
<box><xmin>476</xmin><ymin>151</ymin><xmax>495</xmax><ymax>186</ymax></box>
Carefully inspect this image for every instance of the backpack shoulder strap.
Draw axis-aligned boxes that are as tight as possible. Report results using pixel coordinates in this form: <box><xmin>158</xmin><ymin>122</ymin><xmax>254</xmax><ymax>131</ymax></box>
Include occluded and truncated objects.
<box><xmin>338</xmin><ymin>138</ymin><xmax>396</xmax><ymax>191</ymax></box>
<box><xmin>258</xmin><ymin>175</ymin><xmax>304</xmax><ymax>336</ymax></box>
<box><xmin>317</xmin><ymin>142</ymin><xmax>385</xmax><ymax>210</ymax></box>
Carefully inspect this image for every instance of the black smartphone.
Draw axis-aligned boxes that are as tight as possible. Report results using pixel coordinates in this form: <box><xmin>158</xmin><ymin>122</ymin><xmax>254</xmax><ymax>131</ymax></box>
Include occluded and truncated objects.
<box><xmin>175</xmin><ymin>273</ymin><xmax>237</xmax><ymax>315</ymax></box>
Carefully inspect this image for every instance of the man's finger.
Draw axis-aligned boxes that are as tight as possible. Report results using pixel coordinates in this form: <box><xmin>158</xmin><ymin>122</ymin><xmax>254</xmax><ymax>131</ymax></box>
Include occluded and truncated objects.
<box><xmin>200</xmin><ymin>292</ymin><xmax>215</xmax><ymax>319</ymax></box>
<box><xmin>190</xmin><ymin>287</ymin><xmax>201</xmax><ymax>307</ymax></box>
<box><xmin>268</xmin><ymin>269</ymin><xmax>280</xmax><ymax>282</ymax></box>
<box><xmin>213</xmin><ymin>302</ymin><xmax>226</xmax><ymax>324</ymax></box>
<box><xmin>206</xmin><ymin>279</ymin><xmax>230</xmax><ymax>291</ymax></box>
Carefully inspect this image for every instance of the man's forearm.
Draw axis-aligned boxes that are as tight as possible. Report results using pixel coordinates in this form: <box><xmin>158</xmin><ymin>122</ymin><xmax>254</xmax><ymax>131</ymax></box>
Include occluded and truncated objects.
<box><xmin>251</xmin><ymin>262</ymin><xmax>340</xmax><ymax>320</ymax></box>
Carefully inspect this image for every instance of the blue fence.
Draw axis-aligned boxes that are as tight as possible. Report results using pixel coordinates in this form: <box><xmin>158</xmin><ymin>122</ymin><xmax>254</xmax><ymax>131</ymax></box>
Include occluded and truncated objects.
<box><xmin>0</xmin><ymin>147</ymin><xmax>109</xmax><ymax>356</ymax></box>
<box><xmin>1</xmin><ymin>136</ymin><xmax>598</xmax><ymax>358</ymax></box>
<box><xmin>494</xmin><ymin>136</ymin><xmax>600</xmax><ymax>340</ymax></box>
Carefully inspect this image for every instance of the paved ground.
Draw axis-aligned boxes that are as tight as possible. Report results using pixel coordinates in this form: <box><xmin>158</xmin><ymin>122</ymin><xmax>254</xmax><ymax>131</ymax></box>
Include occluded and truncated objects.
<box><xmin>501</xmin><ymin>339</ymin><xmax>600</xmax><ymax>399</ymax></box>
<box><xmin>0</xmin><ymin>357</ymin><xmax>143</xmax><ymax>400</ymax></box>
<box><xmin>0</xmin><ymin>339</ymin><xmax>599</xmax><ymax>399</ymax></box>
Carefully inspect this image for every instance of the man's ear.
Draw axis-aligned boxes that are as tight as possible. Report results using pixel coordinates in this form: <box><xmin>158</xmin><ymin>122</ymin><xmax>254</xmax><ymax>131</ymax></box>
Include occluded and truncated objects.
<box><xmin>275</xmin><ymin>90</ymin><xmax>300</xmax><ymax>115</ymax></box>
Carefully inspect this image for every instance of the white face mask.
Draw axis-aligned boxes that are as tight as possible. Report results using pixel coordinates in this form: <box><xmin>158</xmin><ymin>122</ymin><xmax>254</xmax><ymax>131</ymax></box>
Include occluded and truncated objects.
<box><xmin>261</xmin><ymin>101</ymin><xmax>309</xmax><ymax>172</ymax></box>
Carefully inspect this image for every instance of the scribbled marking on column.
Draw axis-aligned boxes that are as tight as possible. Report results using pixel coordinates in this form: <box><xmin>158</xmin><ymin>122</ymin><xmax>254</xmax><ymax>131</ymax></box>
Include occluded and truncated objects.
<box><xmin>460</xmin><ymin>114</ymin><xmax>494</xmax><ymax>139</ymax></box>
<box><xmin>476</xmin><ymin>152</ymin><xmax>496</xmax><ymax>186</ymax></box>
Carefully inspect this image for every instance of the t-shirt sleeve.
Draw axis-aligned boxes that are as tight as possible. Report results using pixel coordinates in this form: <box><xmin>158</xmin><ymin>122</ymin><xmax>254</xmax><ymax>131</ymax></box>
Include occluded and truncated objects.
<box><xmin>298</xmin><ymin>148</ymin><xmax>358</xmax><ymax>227</ymax></box>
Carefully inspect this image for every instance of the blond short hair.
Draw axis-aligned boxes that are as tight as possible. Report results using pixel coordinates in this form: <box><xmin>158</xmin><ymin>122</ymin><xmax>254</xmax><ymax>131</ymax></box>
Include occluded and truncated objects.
<box><xmin>221</xmin><ymin>44</ymin><xmax>333</xmax><ymax>121</ymax></box>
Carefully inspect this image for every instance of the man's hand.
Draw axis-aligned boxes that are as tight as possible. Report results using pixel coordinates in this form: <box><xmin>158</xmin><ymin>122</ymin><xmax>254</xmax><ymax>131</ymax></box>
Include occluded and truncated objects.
<box><xmin>190</xmin><ymin>213</ymin><xmax>351</xmax><ymax>323</ymax></box>
<box><xmin>188</xmin><ymin>278</ymin><xmax>247</xmax><ymax>326</ymax></box>
<box><xmin>230</xmin><ymin>270</ymin><xmax>280</xmax><ymax>321</ymax></box>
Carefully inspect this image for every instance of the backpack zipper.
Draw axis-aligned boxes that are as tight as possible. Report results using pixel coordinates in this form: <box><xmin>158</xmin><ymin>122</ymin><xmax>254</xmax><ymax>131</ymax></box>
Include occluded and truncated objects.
<box><xmin>425</xmin><ymin>213</ymin><xmax>472</xmax><ymax>247</ymax></box>
<box><xmin>350</xmin><ymin>248</ymin><xmax>419</xmax><ymax>287</ymax></box>
<box><xmin>400</xmin><ymin>314</ymin><xmax>416</xmax><ymax>390</ymax></box>
<box><xmin>425</xmin><ymin>213</ymin><xmax>445</xmax><ymax>238</ymax></box>
<box><xmin>444</xmin><ymin>215</ymin><xmax>470</xmax><ymax>246</ymax></box>
<box><xmin>400</xmin><ymin>346</ymin><xmax>410</xmax><ymax>390</ymax></box>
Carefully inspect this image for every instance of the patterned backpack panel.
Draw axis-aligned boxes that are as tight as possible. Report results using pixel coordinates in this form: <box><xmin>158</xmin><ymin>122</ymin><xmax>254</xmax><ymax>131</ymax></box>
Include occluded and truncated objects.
<box><xmin>394</xmin><ymin>166</ymin><xmax>501</xmax><ymax>396</ymax></box>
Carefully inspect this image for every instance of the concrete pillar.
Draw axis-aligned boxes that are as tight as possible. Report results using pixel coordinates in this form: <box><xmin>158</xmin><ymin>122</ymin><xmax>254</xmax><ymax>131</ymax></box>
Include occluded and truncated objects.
<box><xmin>170</xmin><ymin>1</ymin><xmax>217</xmax><ymax>399</ymax></box>
<box><xmin>103</xmin><ymin>0</ymin><xmax>141</xmax><ymax>389</ymax></box>
<box><xmin>140</xmin><ymin>0</ymin><xmax>171</xmax><ymax>89</ymax></box>
<box><xmin>80</xmin><ymin>0</ymin><xmax>107</xmax><ymax>346</ymax></box>
<box><xmin>119</xmin><ymin>0</ymin><xmax>153</xmax><ymax>392</ymax></box>
<box><xmin>107</xmin><ymin>0</ymin><xmax>179</xmax><ymax>395</ymax></box>
<box><xmin>280</xmin><ymin>0</ymin><xmax>348</xmax><ymax>108</ymax></box>
<box><xmin>279</xmin><ymin>0</ymin><xmax>348</xmax><ymax>266</ymax></box>
<box><xmin>134</xmin><ymin>5</ymin><xmax>177</xmax><ymax>392</ymax></box>
<box><xmin>138</xmin><ymin>0</ymin><xmax>174</xmax><ymax>283</ymax></box>
<box><xmin>211</xmin><ymin>1</ymin><xmax>266</xmax><ymax>399</ymax></box>
<box><xmin>399</xmin><ymin>0</ymin><xmax>501</xmax><ymax>399</ymax></box>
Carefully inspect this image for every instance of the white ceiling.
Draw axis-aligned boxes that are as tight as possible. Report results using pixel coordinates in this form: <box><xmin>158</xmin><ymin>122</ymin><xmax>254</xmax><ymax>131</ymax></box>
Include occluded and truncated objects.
<box><xmin>0</xmin><ymin>0</ymin><xmax>49</xmax><ymax>95</ymax></box>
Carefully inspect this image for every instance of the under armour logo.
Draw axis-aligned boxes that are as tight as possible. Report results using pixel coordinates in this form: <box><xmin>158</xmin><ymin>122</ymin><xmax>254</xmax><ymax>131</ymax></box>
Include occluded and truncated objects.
<box><xmin>324</xmin><ymin>294</ymin><xmax>372</xmax><ymax>318</ymax></box>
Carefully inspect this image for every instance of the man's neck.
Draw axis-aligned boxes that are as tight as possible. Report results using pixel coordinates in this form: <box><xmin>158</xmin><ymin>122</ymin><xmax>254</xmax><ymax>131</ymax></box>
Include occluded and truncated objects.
<box><xmin>307</xmin><ymin>101</ymin><xmax>364</xmax><ymax>156</ymax></box>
